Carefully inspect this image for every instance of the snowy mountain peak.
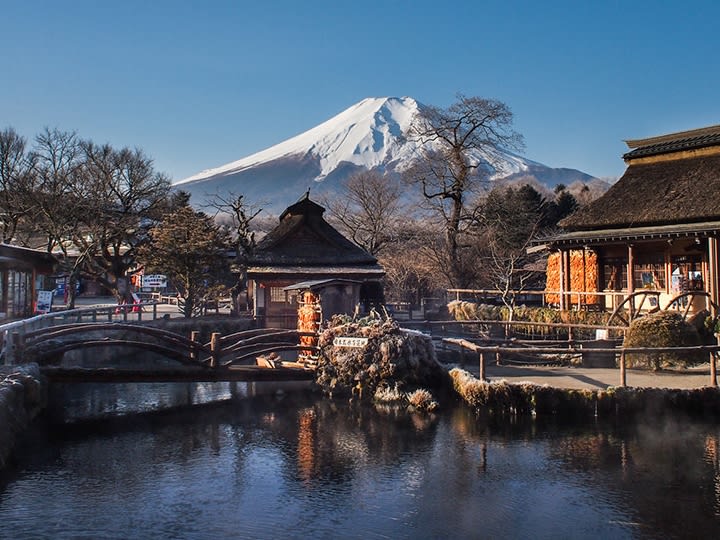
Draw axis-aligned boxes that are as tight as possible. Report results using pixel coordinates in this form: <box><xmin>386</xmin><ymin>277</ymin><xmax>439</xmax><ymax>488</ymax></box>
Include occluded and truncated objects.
<box><xmin>175</xmin><ymin>96</ymin><xmax>598</xmax><ymax>212</ymax></box>
<box><xmin>177</xmin><ymin>96</ymin><xmax>421</xmax><ymax>185</ymax></box>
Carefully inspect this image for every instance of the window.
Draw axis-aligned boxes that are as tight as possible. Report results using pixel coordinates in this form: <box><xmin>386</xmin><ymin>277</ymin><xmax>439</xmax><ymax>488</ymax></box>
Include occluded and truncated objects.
<box><xmin>670</xmin><ymin>254</ymin><xmax>703</xmax><ymax>292</ymax></box>
<box><xmin>602</xmin><ymin>257</ymin><xmax>627</xmax><ymax>291</ymax></box>
<box><xmin>633</xmin><ymin>255</ymin><xmax>666</xmax><ymax>290</ymax></box>
<box><xmin>269</xmin><ymin>286</ymin><xmax>288</xmax><ymax>303</ymax></box>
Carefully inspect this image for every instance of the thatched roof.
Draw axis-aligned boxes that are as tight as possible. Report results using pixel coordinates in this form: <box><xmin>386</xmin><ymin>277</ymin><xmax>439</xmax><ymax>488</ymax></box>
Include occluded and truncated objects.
<box><xmin>249</xmin><ymin>193</ymin><xmax>382</xmax><ymax>269</ymax></box>
<box><xmin>560</xmin><ymin>153</ymin><xmax>720</xmax><ymax>231</ymax></box>
<box><xmin>623</xmin><ymin>124</ymin><xmax>720</xmax><ymax>160</ymax></box>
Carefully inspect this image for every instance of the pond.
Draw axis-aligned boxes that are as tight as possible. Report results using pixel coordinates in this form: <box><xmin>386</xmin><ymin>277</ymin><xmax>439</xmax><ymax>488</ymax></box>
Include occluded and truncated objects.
<box><xmin>1</xmin><ymin>384</ymin><xmax>719</xmax><ymax>539</ymax></box>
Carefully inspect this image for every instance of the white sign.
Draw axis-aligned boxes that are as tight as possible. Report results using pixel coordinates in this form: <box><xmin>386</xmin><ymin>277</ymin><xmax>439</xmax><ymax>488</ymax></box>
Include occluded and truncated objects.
<box><xmin>142</xmin><ymin>274</ymin><xmax>168</xmax><ymax>288</ymax></box>
<box><xmin>36</xmin><ymin>290</ymin><xmax>53</xmax><ymax>314</ymax></box>
<box><xmin>333</xmin><ymin>336</ymin><xmax>369</xmax><ymax>348</ymax></box>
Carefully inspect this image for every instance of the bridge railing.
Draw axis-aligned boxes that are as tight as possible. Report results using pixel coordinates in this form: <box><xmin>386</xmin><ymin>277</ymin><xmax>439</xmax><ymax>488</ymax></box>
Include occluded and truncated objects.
<box><xmin>0</xmin><ymin>302</ymin><xmax>161</xmax><ymax>365</ymax></box>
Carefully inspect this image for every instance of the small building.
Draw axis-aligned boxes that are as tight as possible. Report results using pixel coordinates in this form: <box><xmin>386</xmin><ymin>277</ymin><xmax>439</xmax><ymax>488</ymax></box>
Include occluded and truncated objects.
<box><xmin>539</xmin><ymin>124</ymin><xmax>720</xmax><ymax>316</ymax></box>
<box><xmin>247</xmin><ymin>194</ymin><xmax>385</xmax><ymax>328</ymax></box>
<box><xmin>0</xmin><ymin>243</ymin><xmax>57</xmax><ymax>320</ymax></box>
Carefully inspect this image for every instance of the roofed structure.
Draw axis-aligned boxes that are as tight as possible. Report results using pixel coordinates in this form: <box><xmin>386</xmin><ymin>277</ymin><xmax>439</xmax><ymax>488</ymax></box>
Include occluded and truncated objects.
<box><xmin>247</xmin><ymin>193</ymin><xmax>384</xmax><ymax>328</ymax></box>
<box><xmin>560</xmin><ymin>136</ymin><xmax>720</xmax><ymax>233</ymax></box>
<box><xmin>249</xmin><ymin>193</ymin><xmax>381</xmax><ymax>270</ymax></box>
<box><xmin>540</xmin><ymin>124</ymin><xmax>720</xmax><ymax>314</ymax></box>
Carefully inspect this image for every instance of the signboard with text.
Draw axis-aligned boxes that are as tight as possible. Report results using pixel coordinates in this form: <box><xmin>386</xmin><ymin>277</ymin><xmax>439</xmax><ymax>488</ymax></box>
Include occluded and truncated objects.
<box><xmin>36</xmin><ymin>290</ymin><xmax>53</xmax><ymax>314</ymax></box>
<box><xmin>333</xmin><ymin>336</ymin><xmax>369</xmax><ymax>348</ymax></box>
<box><xmin>142</xmin><ymin>274</ymin><xmax>168</xmax><ymax>288</ymax></box>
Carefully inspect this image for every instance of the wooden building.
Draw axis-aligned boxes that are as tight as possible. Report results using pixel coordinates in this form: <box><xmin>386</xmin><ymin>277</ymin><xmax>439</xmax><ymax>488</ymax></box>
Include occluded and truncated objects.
<box><xmin>539</xmin><ymin>124</ymin><xmax>720</xmax><ymax>316</ymax></box>
<box><xmin>247</xmin><ymin>194</ymin><xmax>385</xmax><ymax>328</ymax></box>
<box><xmin>0</xmin><ymin>243</ymin><xmax>56</xmax><ymax>320</ymax></box>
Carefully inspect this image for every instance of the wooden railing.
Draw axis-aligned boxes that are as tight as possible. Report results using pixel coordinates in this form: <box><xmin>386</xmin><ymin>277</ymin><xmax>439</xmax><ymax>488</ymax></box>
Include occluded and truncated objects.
<box><xmin>0</xmin><ymin>302</ymin><xmax>161</xmax><ymax>365</ymax></box>
<box><xmin>443</xmin><ymin>338</ymin><xmax>720</xmax><ymax>388</ymax></box>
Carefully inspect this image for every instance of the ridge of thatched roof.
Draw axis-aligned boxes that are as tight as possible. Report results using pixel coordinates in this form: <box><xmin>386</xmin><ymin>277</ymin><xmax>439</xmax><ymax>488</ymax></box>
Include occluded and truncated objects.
<box><xmin>624</xmin><ymin>124</ymin><xmax>720</xmax><ymax>160</ymax></box>
<box><xmin>559</xmin><ymin>153</ymin><xmax>720</xmax><ymax>231</ymax></box>
<box><xmin>250</xmin><ymin>194</ymin><xmax>379</xmax><ymax>267</ymax></box>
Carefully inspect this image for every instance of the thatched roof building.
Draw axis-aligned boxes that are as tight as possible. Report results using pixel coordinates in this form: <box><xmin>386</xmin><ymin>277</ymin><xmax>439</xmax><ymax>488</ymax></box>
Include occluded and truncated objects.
<box><xmin>540</xmin><ymin>124</ymin><xmax>720</xmax><ymax>313</ymax></box>
<box><xmin>247</xmin><ymin>193</ymin><xmax>385</xmax><ymax>328</ymax></box>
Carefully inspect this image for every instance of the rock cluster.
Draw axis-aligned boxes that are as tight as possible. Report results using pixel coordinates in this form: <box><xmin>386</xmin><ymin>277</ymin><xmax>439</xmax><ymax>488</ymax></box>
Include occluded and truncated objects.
<box><xmin>0</xmin><ymin>364</ymin><xmax>47</xmax><ymax>469</ymax></box>
<box><xmin>314</xmin><ymin>315</ymin><xmax>448</xmax><ymax>408</ymax></box>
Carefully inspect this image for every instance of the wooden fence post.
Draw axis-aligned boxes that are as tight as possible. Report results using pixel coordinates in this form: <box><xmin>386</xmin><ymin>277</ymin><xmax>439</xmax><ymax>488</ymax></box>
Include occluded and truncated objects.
<box><xmin>11</xmin><ymin>332</ymin><xmax>22</xmax><ymax>364</ymax></box>
<box><xmin>619</xmin><ymin>349</ymin><xmax>627</xmax><ymax>387</ymax></box>
<box><xmin>479</xmin><ymin>351</ymin><xmax>486</xmax><ymax>381</ymax></box>
<box><xmin>712</xmin><ymin>336</ymin><xmax>719</xmax><ymax>387</ymax></box>
<box><xmin>153</xmin><ymin>303</ymin><xmax>158</xmax><ymax>320</ymax></box>
<box><xmin>210</xmin><ymin>332</ymin><xmax>221</xmax><ymax>368</ymax></box>
<box><xmin>190</xmin><ymin>331</ymin><xmax>200</xmax><ymax>361</ymax></box>
<box><xmin>495</xmin><ymin>346</ymin><xmax>502</xmax><ymax>366</ymax></box>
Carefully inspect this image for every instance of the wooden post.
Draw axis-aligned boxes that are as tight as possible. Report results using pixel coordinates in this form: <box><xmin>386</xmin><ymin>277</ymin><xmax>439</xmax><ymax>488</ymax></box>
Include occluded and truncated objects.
<box><xmin>11</xmin><ymin>332</ymin><xmax>22</xmax><ymax>364</ymax></box>
<box><xmin>495</xmin><ymin>347</ymin><xmax>502</xmax><ymax>366</ymax></box>
<box><xmin>107</xmin><ymin>308</ymin><xmax>113</xmax><ymax>322</ymax></box>
<box><xmin>153</xmin><ymin>303</ymin><xmax>158</xmax><ymax>320</ymax></box>
<box><xmin>190</xmin><ymin>331</ymin><xmax>200</xmax><ymax>361</ymax></box>
<box><xmin>479</xmin><ymin>351</ymin><xmax>486</xmax><ymax>381</ymax></box>
<box><xmin>712</xmin><ymin>336</ymin><xmax>719</xmax><ymax>387</ymax></box>
<box><xmin>210</xmin><ymin>332</ymin><xmax>221</xmax><ymax>368</ymax></box>
<box><xmin>619</xmin><ymin>349</ymin><xmax>627</xmax><ymax>387</ymax></box>
<box><xmin>3</xmin><ymin>331</ymin><xmax>14</xmax><ymax>365</ymax></box>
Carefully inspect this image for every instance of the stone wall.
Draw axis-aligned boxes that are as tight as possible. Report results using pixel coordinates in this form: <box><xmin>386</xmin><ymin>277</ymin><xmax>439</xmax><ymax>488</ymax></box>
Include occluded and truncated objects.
<box><xmin>0</xmin><ymin>364</ymin><xmax>47</xmax><ymax>469</ymax></box>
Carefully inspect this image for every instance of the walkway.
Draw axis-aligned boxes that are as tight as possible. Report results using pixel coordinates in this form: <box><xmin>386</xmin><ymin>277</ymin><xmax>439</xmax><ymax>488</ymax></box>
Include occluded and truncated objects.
<box><xmin>453</xmin><ymin>361</ymin><xmax>716</xmax><ymax>390</ymax></box>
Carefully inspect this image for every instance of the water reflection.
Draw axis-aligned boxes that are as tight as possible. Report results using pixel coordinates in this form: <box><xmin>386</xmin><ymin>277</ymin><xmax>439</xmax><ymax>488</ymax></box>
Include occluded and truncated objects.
<box><xmin>1</xmin><ymin>392</ymin><xmax>720</xmax><ymax>538</ymax></box>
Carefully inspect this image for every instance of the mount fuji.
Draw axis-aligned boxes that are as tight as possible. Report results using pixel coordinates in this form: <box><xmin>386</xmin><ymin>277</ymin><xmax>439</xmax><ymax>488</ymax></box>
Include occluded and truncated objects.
<box><xmin>174</xmin><ymin>97</ymin><xmax>599</xmax><ymax>213</ymax></box>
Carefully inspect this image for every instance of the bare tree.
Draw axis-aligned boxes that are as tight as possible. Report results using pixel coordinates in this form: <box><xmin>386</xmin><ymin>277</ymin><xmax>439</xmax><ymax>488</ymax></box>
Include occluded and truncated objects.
<box><xmin>26</xmin><ymin>128</ymin><xmax>87</xmax><ymax>306</ymax></box>
<box><xmin>404</xmin><ymin>94</ymin><xmax>524</xmax><ymax>287</ymax></box>
<box><xmin>78</xmin><ymin>142</ymin><xmax>171</xmax><ymax>302</ymax></box>
<box><xmin>207</xmin><ymin>192</ymin><xmax>262</xmax><ymax>313</ymax></box>
<box><xmin>0</xmin><ymin>128</ymin><xmax>34</xmax><ymax>243</ymax></box>
<box><xmin>322</xmin><ymin>170</ymin><xmax>405</xmax><ymax>256</ymax></box>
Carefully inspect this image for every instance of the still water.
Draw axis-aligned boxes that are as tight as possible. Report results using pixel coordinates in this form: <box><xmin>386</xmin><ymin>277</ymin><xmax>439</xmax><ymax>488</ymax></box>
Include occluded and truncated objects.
<box><xmin>1</xmin><ymin>383</ymin><xmax>720</xmax><ymax>539</ymax></box>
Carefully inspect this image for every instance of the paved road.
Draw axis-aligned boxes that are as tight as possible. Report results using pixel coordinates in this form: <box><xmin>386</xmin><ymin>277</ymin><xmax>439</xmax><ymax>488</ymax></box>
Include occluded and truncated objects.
<box><xmin>62</xmin><ymin>296</ymin><xmax>233</xmax><ymax>319</ymax></box>
<box><xmin>452</xmin><ymin>360</ymin><xmax>717</xmax><ymax>390</ymax></box>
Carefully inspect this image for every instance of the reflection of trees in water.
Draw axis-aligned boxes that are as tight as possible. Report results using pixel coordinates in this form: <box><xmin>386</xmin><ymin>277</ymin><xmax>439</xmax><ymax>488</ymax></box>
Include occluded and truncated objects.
<box><xmin>540</xmin><ymin>417</ymin><xmax>720</xmax><ymax>536</ymax></box>
<box><xmin>441</xmin><ymin>410</ymin><xmax>720</xmax><ymax>535</ymax></box>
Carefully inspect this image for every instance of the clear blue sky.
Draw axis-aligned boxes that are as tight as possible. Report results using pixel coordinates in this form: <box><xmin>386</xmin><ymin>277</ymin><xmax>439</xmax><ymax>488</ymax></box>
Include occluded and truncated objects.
<box><xmin>3</xmin><ymin>0</ymin><xmax>719</xmax><ymax>182</ymax></box>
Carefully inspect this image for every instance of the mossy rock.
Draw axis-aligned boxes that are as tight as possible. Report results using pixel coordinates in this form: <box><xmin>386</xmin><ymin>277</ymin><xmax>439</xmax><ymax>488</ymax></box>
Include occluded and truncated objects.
<box><xmin>623</xmin><ymin>311</ymin><xmax>704</xmax><ymax>369</ymax></box>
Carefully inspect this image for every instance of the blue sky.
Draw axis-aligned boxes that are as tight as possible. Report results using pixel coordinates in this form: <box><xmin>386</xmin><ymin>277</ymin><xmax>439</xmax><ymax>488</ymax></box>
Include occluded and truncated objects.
<box><xmin>2</xmin><ymin>0</ymin><xmax>719</xmax><ymax>182</ymax></box>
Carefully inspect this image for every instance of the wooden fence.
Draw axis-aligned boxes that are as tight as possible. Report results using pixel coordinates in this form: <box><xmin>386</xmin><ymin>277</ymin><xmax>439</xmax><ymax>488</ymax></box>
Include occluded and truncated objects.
<box><xmin>443</xmin><ymin>338</ymin><xmax>720</xmax><ymax>388</ymax></box>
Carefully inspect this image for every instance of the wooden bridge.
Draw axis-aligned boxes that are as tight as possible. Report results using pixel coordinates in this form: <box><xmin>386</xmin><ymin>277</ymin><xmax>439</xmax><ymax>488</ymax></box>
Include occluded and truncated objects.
<box><xmin>7</xmin><ymin>321</ymin><xmax>318</xmax><ymax>384</ymax></box>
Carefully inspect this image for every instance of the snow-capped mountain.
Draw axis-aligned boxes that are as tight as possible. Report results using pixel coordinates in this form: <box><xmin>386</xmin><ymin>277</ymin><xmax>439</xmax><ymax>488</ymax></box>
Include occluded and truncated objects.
<box><xmin>175</xmin><ymin>97</ymin><xmax>598</xmax><ymax>212</ymax></box>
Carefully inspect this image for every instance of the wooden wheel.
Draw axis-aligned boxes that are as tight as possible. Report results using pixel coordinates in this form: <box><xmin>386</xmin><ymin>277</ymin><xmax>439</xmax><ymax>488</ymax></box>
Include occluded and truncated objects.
<box><xmin>606</xmin><ymin>290</ymin><xmax>662</xmax><ymax>327</ymax></box>
<box><xmin>662</xmin><ymin>291</ymin><xmax>719</xmax><ymax>320</ymax></box>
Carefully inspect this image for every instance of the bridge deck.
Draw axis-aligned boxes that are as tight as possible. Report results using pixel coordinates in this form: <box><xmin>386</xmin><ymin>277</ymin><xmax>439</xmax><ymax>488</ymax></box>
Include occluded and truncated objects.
<box><xmin>41</xmin><ymin>365</ymin><xmax>315</xmax><ymax>384</ymax></box>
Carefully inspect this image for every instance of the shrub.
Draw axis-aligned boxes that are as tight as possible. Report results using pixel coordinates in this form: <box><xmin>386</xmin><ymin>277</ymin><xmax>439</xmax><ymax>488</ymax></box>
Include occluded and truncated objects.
<box><xmin>623</xmin><ymin>311</ymin><xmax>704</xmax><ymax>369</ymax></box>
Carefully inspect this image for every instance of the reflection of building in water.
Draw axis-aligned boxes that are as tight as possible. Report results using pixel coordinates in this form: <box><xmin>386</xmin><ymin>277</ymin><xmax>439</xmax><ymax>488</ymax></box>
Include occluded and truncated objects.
<box><xmin>704</xmin><ymin>435</ymin><xmax>720</xmax><ymax>514</ymax></box>
<box><xmin>297</xmin><ymin>408</ymin><xmax>316</xmax><ymax>482</ymax></box>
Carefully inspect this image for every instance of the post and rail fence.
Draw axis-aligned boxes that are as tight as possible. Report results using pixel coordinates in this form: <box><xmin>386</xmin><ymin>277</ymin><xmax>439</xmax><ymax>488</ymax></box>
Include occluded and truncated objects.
<box><xmin>443</xmin><ymin>338</ymin><xmax>720</xmax><ymax>388</ymax></box>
